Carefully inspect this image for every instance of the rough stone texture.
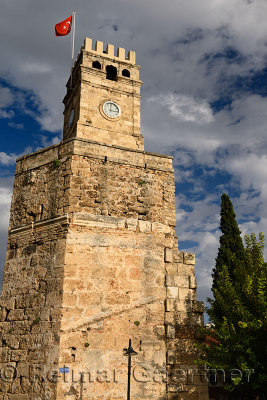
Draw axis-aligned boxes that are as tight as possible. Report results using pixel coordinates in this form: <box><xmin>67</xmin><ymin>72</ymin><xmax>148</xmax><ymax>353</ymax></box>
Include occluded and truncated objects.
<box><xmin>0</xmin><ymin>220</ymin><xmax>67</xmax><ymax>399</ymax></box>
<box><xmin>0</xmin><ymin>38</ymin><xmax>208</xmax><ymax>400</ymax></box>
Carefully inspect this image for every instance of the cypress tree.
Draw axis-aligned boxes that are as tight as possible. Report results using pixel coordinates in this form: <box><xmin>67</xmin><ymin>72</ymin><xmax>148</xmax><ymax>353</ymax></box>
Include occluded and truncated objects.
<box><xmin>198</xmin><ymin>193</ymin><xmax>267</xmax><ymax>397</ymax></box>
<box><xmin>201</xmin><ymin>233</ymin><xmax>267</xmax><ymax>397</ymax></box>
<box><xmin>212</xmin><ymin>193</ymin><xmax>245</xmax><ymax>293</ymax></box>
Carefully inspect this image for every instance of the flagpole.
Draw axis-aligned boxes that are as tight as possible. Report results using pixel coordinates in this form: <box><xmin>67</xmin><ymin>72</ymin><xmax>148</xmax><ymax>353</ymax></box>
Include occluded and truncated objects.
<box><xmin>70</xmin><ymin>11</ymin><xmax>76</xmax><ymax>88</ymax></box>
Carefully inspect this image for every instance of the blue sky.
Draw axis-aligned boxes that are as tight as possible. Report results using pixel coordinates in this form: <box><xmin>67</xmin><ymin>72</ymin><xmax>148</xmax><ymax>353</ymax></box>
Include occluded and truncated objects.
<box><xmin>1</xmin><ymin>0</ymin><xmax>267</xmax><ymax>305</ymax></box>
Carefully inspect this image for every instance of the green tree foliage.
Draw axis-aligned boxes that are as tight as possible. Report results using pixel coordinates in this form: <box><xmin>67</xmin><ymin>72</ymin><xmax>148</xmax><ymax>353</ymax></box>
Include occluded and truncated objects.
<box><xmin>212</xmin><ymin>193</ymin><xmax>245</xmax><ymax>292</ymax></box>
<box><xmin>201</xmin><ymin>232</ymin><xmax>267</xmax><ymax>397</ymax></box>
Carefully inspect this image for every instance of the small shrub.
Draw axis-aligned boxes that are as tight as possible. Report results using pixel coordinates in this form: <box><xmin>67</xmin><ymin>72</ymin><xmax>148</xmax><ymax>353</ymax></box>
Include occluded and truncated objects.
<box><xmin>53</xmin><ymin>159</ymin><xmax>61</xmax><ymax>168</ymax></box>
<box><xmin>33</xmin><ymin>317</ymin><xmax>41</xmax><ymax>325</ymax></box>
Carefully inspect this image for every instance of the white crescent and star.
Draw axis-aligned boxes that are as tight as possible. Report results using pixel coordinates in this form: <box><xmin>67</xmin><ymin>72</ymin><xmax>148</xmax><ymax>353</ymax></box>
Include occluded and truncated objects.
<box><xmin>63</xmin><ymin>21</ymin><xmax>70</xmax><ymax>30</ymax></box>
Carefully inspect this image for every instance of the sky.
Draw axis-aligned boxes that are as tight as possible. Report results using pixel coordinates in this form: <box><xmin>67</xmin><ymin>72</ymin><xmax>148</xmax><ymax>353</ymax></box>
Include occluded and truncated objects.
<box><xmin>1</xmin><ymin>0</ymin><xmax>267</xmax><ymax>307</ymax></box>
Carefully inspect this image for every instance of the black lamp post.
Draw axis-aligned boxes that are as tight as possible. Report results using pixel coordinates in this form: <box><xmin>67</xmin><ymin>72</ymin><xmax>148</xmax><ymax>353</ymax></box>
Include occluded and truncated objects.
<box><xmin>123</xmin><ymin>339</ymin><xmax>138</xmax><ymax>400</ymax></box>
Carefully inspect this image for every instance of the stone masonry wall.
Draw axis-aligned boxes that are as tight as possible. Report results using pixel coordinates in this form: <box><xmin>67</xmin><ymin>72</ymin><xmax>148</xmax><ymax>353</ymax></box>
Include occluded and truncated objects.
<box><xmin>0</xmin><ymin>219</ymin><xmax>68</xmax><ymax>399</ymax></box>
<box><xmin>0</xmin><ymin>138</ymin><xmax>208</xmax><ymax>399</ymax></box>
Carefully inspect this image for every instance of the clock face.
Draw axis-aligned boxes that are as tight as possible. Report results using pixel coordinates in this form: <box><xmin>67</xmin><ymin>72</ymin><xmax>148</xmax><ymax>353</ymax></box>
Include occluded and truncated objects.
<box><xmin>103</xmin><ymin>101</ymin><xmax>121</xmax><ymax>118</ymax></box>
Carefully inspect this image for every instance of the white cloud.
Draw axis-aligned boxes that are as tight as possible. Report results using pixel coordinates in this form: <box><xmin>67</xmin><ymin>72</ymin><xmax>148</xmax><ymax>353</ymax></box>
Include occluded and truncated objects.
<box><xmin>20</xmin><ymin>62</ymin><xmax>52</xmax><ymax>74</ymax></box>
<box><xmin>0</xmin><ymin>187</ymin><xmax>12</xmax><ymax>207</ymax></box>
<box><xmin>8</xmin><ymin>122</ymin><xmax>24</xmax><ymax>129</ymax></box>
<box><xmin>0</xmin><ymin>152</ymin><xmax>17</xmax><ymax>166</ymax></box>
<box><xmin>0</xmin><ymin>86</ymin><xmax>14</xmax><ymax>119</ymax></box>
<box><xmin>0</xmin><ymin>86</ymin><xmax>13</xmax><ymax>109</ymax></box>
<box><xmin>0</xmin><ymin>109</ymin><xmax>14</xmax><ymax>119</ymax></box>
<box><xmin>0</xmin><ymin>147</ymin><xmax>33</xmax><ymax>166</ymax></box>
<box><xmin>148</xmin><ymin>94</ymin><xmax>214</xmax><ymax>124</ymax></box>
<box><xmin>40</xmin><ymin>134</ymin><xmax>61</xmax><ymax>148</ymax></box>
<box><xmin>227</xmin><ymin>153</ymin><xmax>267</xmax><ymax>190</ymax></box>
<box><xmin>0</xmin><ymin>0</ymin><xmax>266</xmax><ymax>135</ymax></box>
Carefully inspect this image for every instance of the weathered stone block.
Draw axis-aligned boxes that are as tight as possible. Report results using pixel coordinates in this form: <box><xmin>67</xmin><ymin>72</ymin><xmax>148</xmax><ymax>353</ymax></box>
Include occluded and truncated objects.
<box><xmin>164</xmin><ymin>311</ymin><xmax>175</xmax><ymax>324</ymax></box>
<box><xmin>166</xmin><ymin>275</ymin><xmax>189</xmax><ymax>288</ymax></box>
<box><xmin>0</xmin><ymin>348</ymin><xmax>8</xmax><ymax>362</ymax></box>
<box><xmin>183</xmin><ymin>252</ymin><xmax>195</xmax><ymax>265</ymax></box>
<box><xmin>176</xmin><ymin>251</ymin><xmax>184</xmax><ymax>263</ymax></box>
<box><xmin>190</xmin><ymin>312</ymin><xmax>204</xmax><ymax>326</ymax></box>
<box><xmin>16</xmin><ymin>362</ymin><xmax>30</xmax><ymax>378</ymax></box>
<box><xmin>105</xmin><ymin>293</ymin><xmax>130</xmax><ymax>305</ymax></box>
<box><xmin>138</xmin><ymin>220</ymin><xmax>151</xmax><ymax>232</ymax></box>
<box><xmin>78</xmin><ymin>292</ymin><xmax>101</xmax><ymax>306</ymax></box>
<box><xmin>165</xmin><ymin>248</ymin><xmax>173</xmax><ymax>263</ymax></box>
<box><xmin>167</xmin><ymin>286</ymin><xmax>179</xmax><ymax>298</ymax></box>
<box><xmin>10</xmin><ymin>350</ymin><xmax>27</xmax><ymax>361</ymax></box>
<box><xmin>5</xmin><ymin>335</ymin><xmax>19</xmax><ymax>350</ymax></box>
<box><xmin>165</xmin><ymin>299</ymin><xmax>176</xmax><ymax>312</ymax></box>
<box><xmin>7</xmin><ymin>309</ymin><xmax>25</xmax><ymax>321</ymax></box>
<box><xmin>126</xmin><ymin>218</ymin><xmax>138</xmax><ymax>231</ymax></box>
<box><xmin>165</xmin><ymin>263</ymin><xmax>178</xmax><ymax>275</ymax></box>
<box><xmin>166</xmin><ymin>324</ymin><xmax>175</xmax><ymax>338</ymax></box>
<box><xmin>152</xmin><ymin>222</ymin><xmax>171</xmax><ymax>233</ymax></box>
<box><xmin>189</xmin><ymin>275</ymin><xmax>197</xmax><ymax>289</ymax></box>
<box><xmin>178</xmin><ymin>287</ymin><xmax>191</xmax><ymax>301</ymax></box>
<box><xmin>167</xmin><ymin>350</ymin><xmax>177</xmax><ymax>364</ymax></box>
<box><xmin>0</xmin><ymin>307</ymin><xmax>7</xmax><ymax>322</ymax></box>
<box><xmin>154</xmin><ymin>325</ymin><xmax>165</xmax><ymax>337</ymax></box>
<box><xmin>192</xmin><ymin>301</ymin><xmax>204</xmax><ymax>313</ymax></box>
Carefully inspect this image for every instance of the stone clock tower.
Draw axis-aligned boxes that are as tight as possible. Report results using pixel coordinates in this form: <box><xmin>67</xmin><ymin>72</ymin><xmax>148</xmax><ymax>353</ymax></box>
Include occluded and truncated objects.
<box><xmin>0</xmin><ymin>39</ymin><xmax>209</xmax><ymax>400</ymax></box>
<box><xmin>63</xmin><ymin>37</ymin><xmax>143</xmax><ymax>150</ymax></box>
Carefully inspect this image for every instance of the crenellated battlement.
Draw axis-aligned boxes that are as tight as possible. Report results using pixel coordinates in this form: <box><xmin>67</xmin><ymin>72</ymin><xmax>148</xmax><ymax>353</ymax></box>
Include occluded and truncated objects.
<box><xmin>83</xmin><ymin>37</ymin><xmax>136</xmax><ymax>65</ymax></box>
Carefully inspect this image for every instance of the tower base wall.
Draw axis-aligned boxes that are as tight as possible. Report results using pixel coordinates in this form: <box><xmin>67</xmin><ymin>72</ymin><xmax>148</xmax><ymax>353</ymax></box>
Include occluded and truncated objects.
<box><xmin>0</xmin><ymin>139</ymin><xmax>208</xmax><ymax>399</ymax></box>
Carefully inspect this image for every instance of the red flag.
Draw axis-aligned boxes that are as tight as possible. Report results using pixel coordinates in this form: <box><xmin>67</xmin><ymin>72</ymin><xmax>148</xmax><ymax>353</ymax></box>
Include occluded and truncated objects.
<box><xmin>55</xmin><ymin>15</ymin><xmax>72</xmax><ymax>36</ymax></box>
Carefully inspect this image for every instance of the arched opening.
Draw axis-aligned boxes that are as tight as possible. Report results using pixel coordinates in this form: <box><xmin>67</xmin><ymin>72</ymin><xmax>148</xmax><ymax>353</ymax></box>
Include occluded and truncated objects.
<box><xmin>122</xmin><ymin>69</ymin><xmax>130</xmax><ymax>78</ymax></box>
<box><xmin>106</xmin><ymin>65</ymin><xmax>117</xmax><ymax>81</ymax></box>
<box><xmin>92</xmin><ymin>61</ymin><xmax>101</xmax><ymax>70</ymax></box>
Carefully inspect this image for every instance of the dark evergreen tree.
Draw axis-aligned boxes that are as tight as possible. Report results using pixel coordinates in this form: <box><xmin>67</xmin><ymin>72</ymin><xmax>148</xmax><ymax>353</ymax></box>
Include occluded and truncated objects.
<box><xmin>212</xmin><ymin>193</ymin><xmax>245</xmax><ymax>293</ymax></box>
<box><xmin>198</xmin><ymin>192</ymin><xmax>267</xmax><ymax>398</ymax></box>
<box><xmin>199</xmin><ymin>233</ymin><xmax>267</xmax><ymax>398</ymax></box>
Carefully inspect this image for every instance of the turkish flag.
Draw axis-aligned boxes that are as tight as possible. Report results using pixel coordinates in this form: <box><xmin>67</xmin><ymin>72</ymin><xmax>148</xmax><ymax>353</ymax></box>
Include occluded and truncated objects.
<box><xmin>55</xmin><ymin>15</ymin><xmax>72</xmax><ymax>36</ymax></box>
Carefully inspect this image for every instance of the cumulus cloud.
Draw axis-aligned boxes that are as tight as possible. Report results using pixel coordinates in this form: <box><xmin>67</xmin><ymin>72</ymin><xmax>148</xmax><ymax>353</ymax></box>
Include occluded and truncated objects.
<box><xmin>8</xmin><ymin>122</ymin><xmax>24</xmax><ymax>129</ymax></box>
<box><xmin>0</xmin><ymin>0</ymin><xmax>266</xmax><ymax>134</ymax></box>
<box><xmin>0</xmin><ymin>152</ymin><xmax>17</xmax><ymax>166</ymax></box>
<box><xmin>148</xmin><ymin>94</ymin><xmax>214</xmax><ymax>124</ymax></box>
<box><xmin>0</xmin><ymin>86</ymin><xmax>13</xmax><ymax>109</ymax></box>
<box><xmin>0</xmin><ymin>110</ymin><xmax>14</xmax><ymax>119</ymax></box>
<box><xmin>0</xmin><ymin>86</ymin><xmax>14</xmax><ymax>119</ymax></box>
<box><xmin>0</xmin><ymin>187</ymin><xmax>12</xmax><ymax>208</ymax></box>
<box><xmin>20</xmin><ymin>62</ymin><xmax>52</xmax><ymax>74</ymax></box>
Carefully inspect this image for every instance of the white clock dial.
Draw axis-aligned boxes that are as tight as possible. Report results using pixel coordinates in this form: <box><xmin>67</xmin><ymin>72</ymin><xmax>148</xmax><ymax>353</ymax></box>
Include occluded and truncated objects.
<box><xmin>103</xmin><ymin>101</ymin><xmax>121</xmax><ymax>118</ymax></box>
